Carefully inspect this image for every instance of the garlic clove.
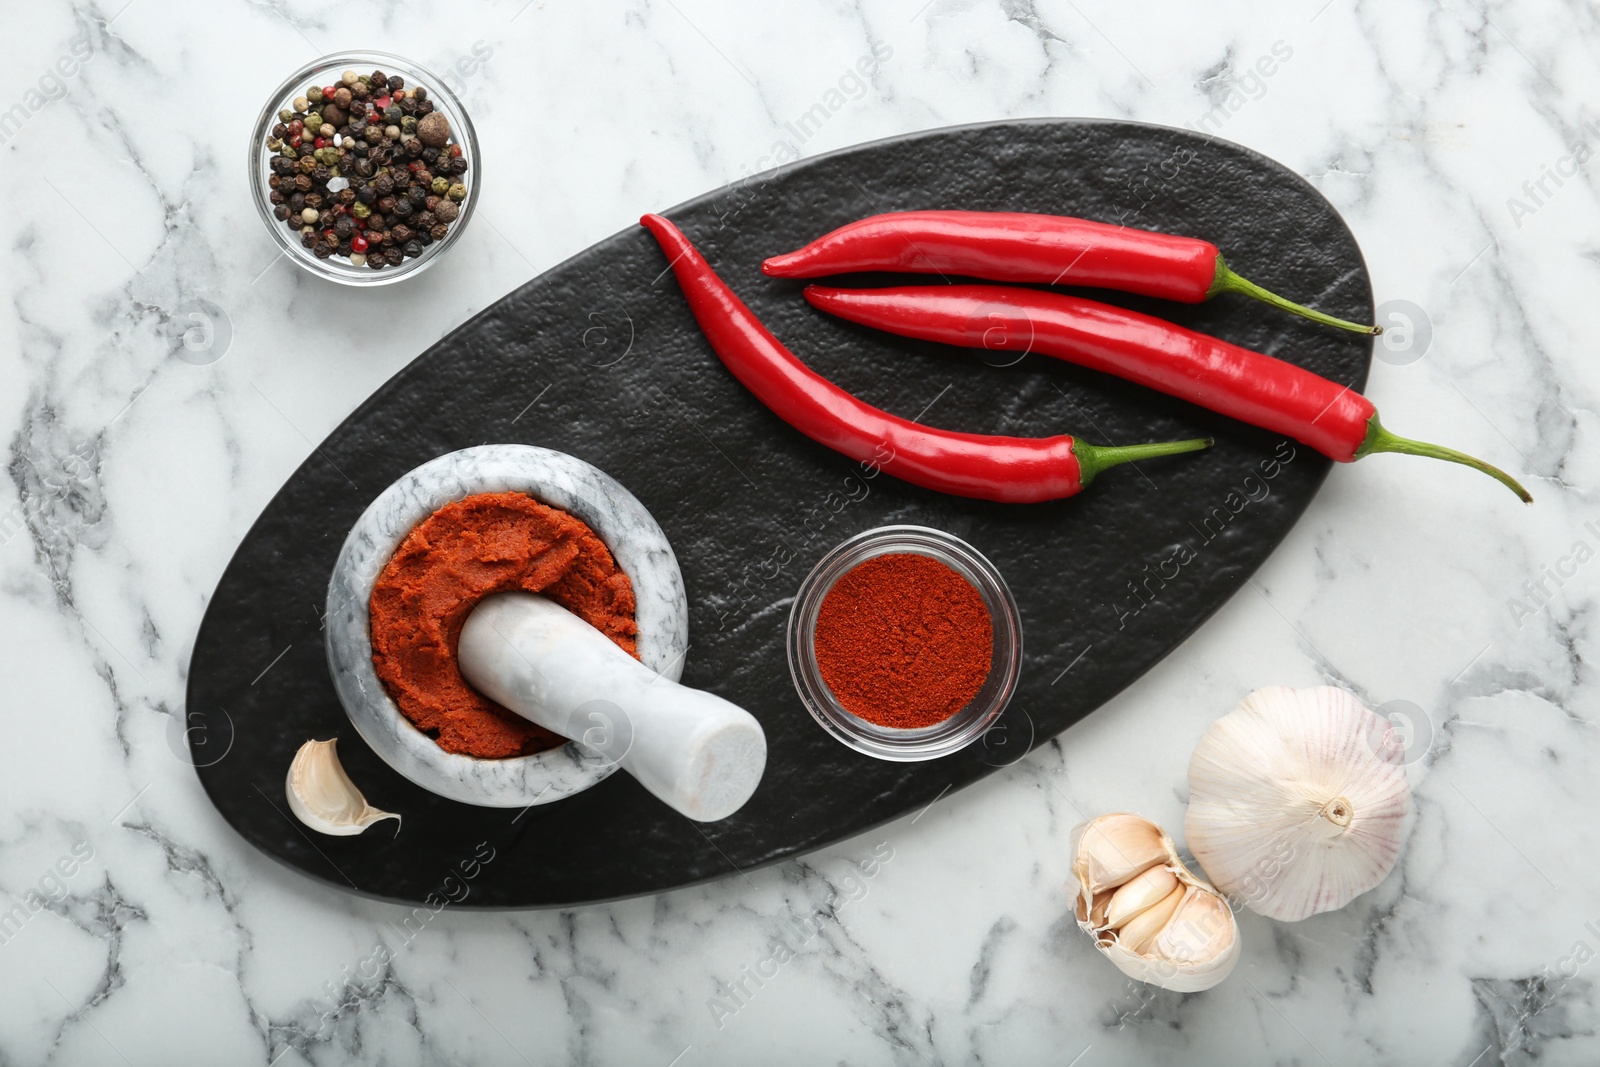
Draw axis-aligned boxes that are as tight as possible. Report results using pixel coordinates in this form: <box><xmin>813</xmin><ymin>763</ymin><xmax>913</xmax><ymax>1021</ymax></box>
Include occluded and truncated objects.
<box><xmin>286</xmin><ymin>739</ymin><xmax>401</xmax><ymax>837</ymax></box>
<box><xmin>1112</xmin><ymin>884</ymin><xmax>1186</xmax><ymax>954</ymax></box>
<box><xmin>1102</xmin><ymin>864</ymin><xmax>1179</xmax><ymax>930</ymax></box>
<box><xmin>1185</xmin><ymin>686</ymin><xmax>1411</xmax><ymax>922</ymax></box>
<box><xmin>1088</xmin><ymin>892</ymin><xmax>1110</xmax><ymax>930</ymax></box>
<box><xmin>1071</xmin><ymin>812</ymin><xmax>1170</xmax><ymax>893</ymax></box>
<box><xmin>1070</xmin><ymin>812</ymin><xmax>1240</xmax><ymax>992</ymax></box>
<box><xmin>1147</xmin><ymin>887</ymin><xmax>1239</xmax><ymax>970</ymax></box>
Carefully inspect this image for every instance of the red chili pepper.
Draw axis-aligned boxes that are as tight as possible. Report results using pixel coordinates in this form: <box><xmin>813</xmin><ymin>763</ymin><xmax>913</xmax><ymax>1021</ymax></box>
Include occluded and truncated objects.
<box><xmin>805</xmin><ymin>284</ymin><xmax>1531</xmax><ymax>501</ymax></box>
<box><xmin>764</xmin><ymin>210</ymin><xmax>1380</xmax><ymax>336</ymax></box>
<box><xmin>640</xmin><ymin>214</ymin><xmax>1211</xmax><ymax>504</ymax></box>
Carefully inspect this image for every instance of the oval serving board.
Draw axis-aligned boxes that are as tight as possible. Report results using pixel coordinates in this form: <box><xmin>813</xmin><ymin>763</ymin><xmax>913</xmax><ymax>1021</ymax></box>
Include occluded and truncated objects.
<box><xmin>187</xmin><ymin>119</ymin><xmax>1372</xmax><ymax>908</ymax></box>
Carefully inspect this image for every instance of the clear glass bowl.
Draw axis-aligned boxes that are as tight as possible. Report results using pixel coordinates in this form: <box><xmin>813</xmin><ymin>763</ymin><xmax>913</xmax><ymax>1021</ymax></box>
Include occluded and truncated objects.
<box><xmin>786</xmin><ymin>525</ymin><xmax>1023</xmax><ymax>761</ymax></box>
<box><xmin>247</xmin><ymin>50</ymin><xmax>480</xmax><ymax>286</ymax></box>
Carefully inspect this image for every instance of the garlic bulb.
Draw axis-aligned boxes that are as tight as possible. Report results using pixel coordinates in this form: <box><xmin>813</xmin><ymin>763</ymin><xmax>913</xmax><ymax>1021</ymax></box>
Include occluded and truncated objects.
<box><xmin>286</xmin><ymin>739</ymin><xmax>401</xmax><ymax>836</ymax></box>
<box><xmin>1070</xmin><ymin>813</ymin><xmax>1240</xmax><ymax>992</ymax></box>
<box><xmin>1185</xmin><ymin>686</ymin><xmax>1410</xmax><ymax>922</ymax></box>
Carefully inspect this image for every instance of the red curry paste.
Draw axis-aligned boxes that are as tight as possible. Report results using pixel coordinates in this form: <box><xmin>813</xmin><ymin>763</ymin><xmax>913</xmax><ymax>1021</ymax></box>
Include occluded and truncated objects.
<box><xmin>369</xmin><ymin>492</ymin><xmax>638</xmax><ymax>758</ymax></box>
<box><xmin>813</xmin><ymin>553</ymin><xmax>992</xmax><ymax>728</ymax></box>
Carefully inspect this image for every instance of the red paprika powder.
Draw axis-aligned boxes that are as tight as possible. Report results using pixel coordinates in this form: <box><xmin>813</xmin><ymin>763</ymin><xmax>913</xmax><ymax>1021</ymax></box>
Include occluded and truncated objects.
<box><xmin>812</xmin><ymin>553</ymin><xmax>993</xmax><ymax>728</ymax></box>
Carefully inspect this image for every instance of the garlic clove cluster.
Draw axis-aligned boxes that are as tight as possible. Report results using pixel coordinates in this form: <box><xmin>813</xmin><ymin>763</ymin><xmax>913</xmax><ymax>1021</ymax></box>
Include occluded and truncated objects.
<box><xmin>1185</xmin><ymin>686</ymin><xmax>1411</xmax><ymax>922</ymax></box>
<box><xmin>286</xmin><ymin>739</ymin><xmax>401</xmax><ymax>836</ymax></box>
<box><xmin>1070</xmin><ymin>813</ymin><xmax>1240</xmax><ymax>992</ymax></box>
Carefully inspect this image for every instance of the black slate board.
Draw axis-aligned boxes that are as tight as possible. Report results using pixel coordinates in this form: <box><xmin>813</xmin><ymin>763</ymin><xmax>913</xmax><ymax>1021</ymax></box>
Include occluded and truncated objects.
<box><xmin>187</xmin><ymin>119</ymin><xmax>1372</xmax><ymax>907</ymax></box>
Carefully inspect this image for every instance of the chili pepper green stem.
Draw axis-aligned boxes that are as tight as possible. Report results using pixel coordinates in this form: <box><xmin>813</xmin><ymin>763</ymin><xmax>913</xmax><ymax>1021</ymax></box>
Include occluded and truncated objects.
<box><xmin>1074</xmin><ymin>437</ymin><xmax>1214</xmax><ymax>487</ymax></box>
<box><xmin>1356</xmin><ymin>415</ymin><xmax>1532</xmax><ymax>503</ymax></box>
<box><xmin>1208</xmin><ymin>256</ymin><xmax>1382</xmax><ymax>336</ymax></box>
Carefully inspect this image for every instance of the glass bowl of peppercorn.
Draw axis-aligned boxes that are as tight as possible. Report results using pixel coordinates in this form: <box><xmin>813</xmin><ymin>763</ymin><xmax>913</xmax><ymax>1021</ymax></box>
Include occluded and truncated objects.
<box><xmin>786</xmin><ymin>525</ymin><xmax>1024</xmax><ymax>762</ymax></box>
<box><xmin>249</xmin><ymin>51</ymin><xmax>479</xmax><ymax>285</ymax></box>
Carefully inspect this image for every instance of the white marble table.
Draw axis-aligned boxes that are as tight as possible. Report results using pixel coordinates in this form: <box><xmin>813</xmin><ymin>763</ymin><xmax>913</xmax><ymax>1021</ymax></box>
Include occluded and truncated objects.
<box><xmin>3</xmin><ymin>1</ymin><xmax>1596</xmax><ymax>1063</ymax></box>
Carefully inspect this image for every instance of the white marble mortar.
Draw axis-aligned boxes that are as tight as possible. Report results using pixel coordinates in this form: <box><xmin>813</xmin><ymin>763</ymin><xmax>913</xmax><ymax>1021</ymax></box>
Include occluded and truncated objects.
<box><xmin>324</xmin><ymin>444</ymin><xmax>690</xmax><ymax>807</ymax></box>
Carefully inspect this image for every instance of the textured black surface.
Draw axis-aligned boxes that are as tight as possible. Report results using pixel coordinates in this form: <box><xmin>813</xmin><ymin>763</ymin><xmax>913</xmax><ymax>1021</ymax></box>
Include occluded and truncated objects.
<box><xmin>187</xmin><ymin>119</ymin><xmax>1373</xmax><ymax>908</ymax></box>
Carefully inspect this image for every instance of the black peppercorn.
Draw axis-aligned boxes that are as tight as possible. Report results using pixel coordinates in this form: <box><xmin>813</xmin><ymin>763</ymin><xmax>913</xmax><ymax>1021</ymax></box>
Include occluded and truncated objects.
<box><xmin>263</xmin><ymin>76</ymin><xmax>467</xmax><ymax>269</ymax></box>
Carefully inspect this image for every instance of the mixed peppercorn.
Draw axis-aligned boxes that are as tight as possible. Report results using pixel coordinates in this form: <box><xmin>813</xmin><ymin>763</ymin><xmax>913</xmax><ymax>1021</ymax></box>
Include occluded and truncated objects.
<box><xmin>264</xmin><ymin>68</ymin><xmax>469</xmax><ymax>270</ymax></box>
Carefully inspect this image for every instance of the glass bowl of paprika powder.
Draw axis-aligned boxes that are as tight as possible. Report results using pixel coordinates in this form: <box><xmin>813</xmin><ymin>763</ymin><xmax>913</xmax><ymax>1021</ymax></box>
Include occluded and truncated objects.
<box><xmin>786</xmin><ymin>525</ymin><xmax>1022</xmax><ymax>761</ymax></box>
<box><xmin>248</xmin><ymin>50</ymin><xmax>480</xmax><ymax>286</ymax></box>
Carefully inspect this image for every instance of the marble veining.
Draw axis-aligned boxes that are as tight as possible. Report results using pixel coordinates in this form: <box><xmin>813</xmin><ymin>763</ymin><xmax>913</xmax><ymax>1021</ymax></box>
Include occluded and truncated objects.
<box><xmin>326</xmin><ymin>444</ymin><xmax>690</xmax><ymax>807</ymax></box>
<box><xmin>5</xmin><ymin>0</ymin><xmax>1600</xmax><ymax>1063</ymax></box>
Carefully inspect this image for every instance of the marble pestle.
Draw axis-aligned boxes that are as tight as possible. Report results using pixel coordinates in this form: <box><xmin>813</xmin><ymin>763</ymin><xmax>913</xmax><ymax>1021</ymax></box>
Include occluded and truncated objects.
<box><xmin>457</xmin><ymin>592</ymin><xmax>767</xmax><ymax>822</ymax></box>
